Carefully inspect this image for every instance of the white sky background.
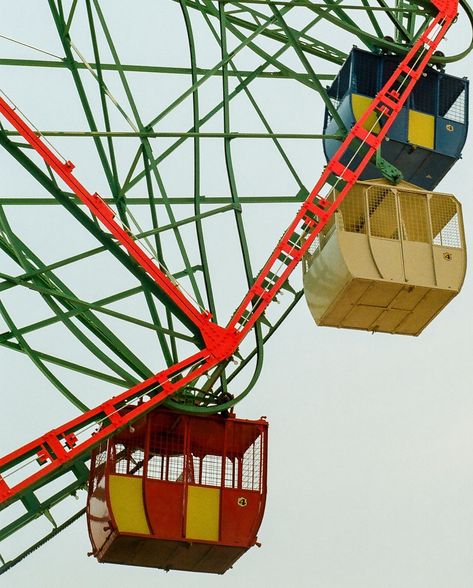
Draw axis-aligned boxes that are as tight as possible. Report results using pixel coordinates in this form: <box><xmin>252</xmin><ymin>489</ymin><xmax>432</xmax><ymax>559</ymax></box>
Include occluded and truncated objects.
<box><xmin>1</xmin><ymin>2</ymin><xmax>473</xmax><ymax>587</ymax></box>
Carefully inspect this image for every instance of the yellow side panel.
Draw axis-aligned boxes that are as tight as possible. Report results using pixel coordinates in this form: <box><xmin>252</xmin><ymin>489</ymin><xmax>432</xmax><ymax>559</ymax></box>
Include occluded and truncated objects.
<box><xmin>351</xmin><ymin>94</ymin><xmax>381</xmax><ymax>134</ymax></box>
<box><xmin>109</xmin><ymin>475</ymin><xmax>150</xmax><ymax>535</ymax></box>
<box><xmin>185</xmin><ymin>485</ymin><xmax>220</xmax><ymax>542</ymax></box>
<box><xmin>408</xmin><ymin>110</ymin><xmax>435</xmax><ymax>149</ymax></box>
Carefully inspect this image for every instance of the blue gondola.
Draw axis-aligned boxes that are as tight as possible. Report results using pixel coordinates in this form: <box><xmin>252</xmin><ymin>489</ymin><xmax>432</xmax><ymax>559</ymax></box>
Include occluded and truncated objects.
<box><xmin>323</xmin><ymin>48</ymin><xmax>469</xmax><ymax>190</ymax></box>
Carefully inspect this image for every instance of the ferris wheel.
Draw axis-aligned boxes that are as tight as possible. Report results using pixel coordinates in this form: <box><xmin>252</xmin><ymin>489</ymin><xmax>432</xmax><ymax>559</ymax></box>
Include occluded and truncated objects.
<box><xmin>0</xmin><ymin>0</ymin><xmax>471</xmax><ymax>575</ymax></box>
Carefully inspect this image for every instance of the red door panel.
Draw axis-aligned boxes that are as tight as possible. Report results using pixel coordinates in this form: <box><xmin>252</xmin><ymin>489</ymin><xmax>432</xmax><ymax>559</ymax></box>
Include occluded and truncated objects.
<box><xmin>144</xmin><ymin>479</ymin><xmax>184</xmax><ymax>540</ymax></box>
<box><xmin>220</xmin><ymin>488</ymin><xmax>262</xmax><ymax>546</ymax></box>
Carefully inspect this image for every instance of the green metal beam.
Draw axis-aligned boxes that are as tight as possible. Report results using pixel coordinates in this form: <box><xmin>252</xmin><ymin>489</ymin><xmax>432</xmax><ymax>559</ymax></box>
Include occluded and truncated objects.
<box><xmin>0</xmin><ymin>272</ymin><xmax>197</xmax><ymax>344</ymax></box>
<box><xmin>215</xmin><ymin>0</ymin><xmax>425</xmax><ymax>8</ymax></box>
<box><xmin>0</xmin><ymin>129</ymin><xmax>204</xmax><ymax>344</ymax></box>
<box><xmin>48</xmin><ymin>0</ymin><xmax>120</xmax><ymax>207</ymax></box>
<box><xmin>122</xmin><ymin>14</ymin><xmax>341</xmax><ymax>192</ymax></box>
<box><xmin>0</xmin><ymin>299</ymin><xmax>88</xmax><ymax>412</ymax></box>
<box><xmin>0</xmin><ymin>339</ymin><xmax>131</xmax><ymax>387</ymax></box>
<box><xmin>0</xmin><ymin>196</ymin><xmax>307</xmax><ymax>205</ymax></box>
<box><xmin>0</xmin><ymin>234</ymin><xmax>145</xmax><ymax>386</ymax></box>
<box><xmin>91</xmin><ymin>0</ymin><xmax>207</xmax><ymax>311</ymax></box>
<box><xmin>186</xmin><ymin>0</ymin><xmax>347</xmax><ymax>64</ymax></box>
<box><xmin>0</xmin><ymin>58</ymin><xmax>331</xmax><ymax>80</ymax></box>
<box><xmin>4</xmin><ymin>130</ymin><xmax>338</xmax><ymax>138</ymax></box>
<box><xmin>267</xmin><ymin>3</ymin><xmax>347</xmax><ymax>131</ymax></box>
<box><xmin>84</xmin><ymin>0</ymin><xmax>177</xmax><ymax>366</ymax></box>
<box><xmin>0</xmin><ymin>460</ymin><xmax>89</xmax><ymax>545</ymax></box>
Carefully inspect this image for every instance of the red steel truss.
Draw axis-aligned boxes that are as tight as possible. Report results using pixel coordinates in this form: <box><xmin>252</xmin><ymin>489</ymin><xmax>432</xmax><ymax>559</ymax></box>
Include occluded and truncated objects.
<box><xmin>0</xmin><ymin>0</ymin><xmax>458</xmax><ymax>508</ymax></box>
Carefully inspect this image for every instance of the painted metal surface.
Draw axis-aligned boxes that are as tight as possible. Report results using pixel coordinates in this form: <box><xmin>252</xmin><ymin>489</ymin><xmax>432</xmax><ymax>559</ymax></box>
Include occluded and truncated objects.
<box><xmin>86</xmin><ymin>410</ymin><xmax>268</xmax><ymax>573</ymax></box>
<box><xmin>186</xmin><ymin>486</ymin><xmax>220</xmax><ymax>541</ymax></box>
<box><xmin>323</xmin><ymin>47</ymin><xmax>469</xmax><ymax>189</ymax></box>
<box><xmin>303</xmin><ymin>180</ymin><xmax>466</xmax><ymax>335</ymax></box>
<box><xmin>108</xmin><ymin>476</ymin><xmax>150</xmax><ymax>535</ymax></box>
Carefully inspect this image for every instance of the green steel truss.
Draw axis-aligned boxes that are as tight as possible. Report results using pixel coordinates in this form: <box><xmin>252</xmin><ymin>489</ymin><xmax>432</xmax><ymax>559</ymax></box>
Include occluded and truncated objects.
<box><xmin>0</xmin><ymin>0</ymin><xmax>472</xmax><ymax>573</ymax></box>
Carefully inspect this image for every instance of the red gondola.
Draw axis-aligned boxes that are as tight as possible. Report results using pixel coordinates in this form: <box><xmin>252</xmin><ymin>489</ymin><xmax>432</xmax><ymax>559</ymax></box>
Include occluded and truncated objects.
<box><xmin>87</xmin><ymin>409</ymin><xmax>268</xmax><ymax>574</ymax></box>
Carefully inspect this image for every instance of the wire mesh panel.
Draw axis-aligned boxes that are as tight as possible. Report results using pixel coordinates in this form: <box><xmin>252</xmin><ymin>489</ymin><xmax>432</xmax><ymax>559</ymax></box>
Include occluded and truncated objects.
<box><xmin>110</xmin><ymin>442</ymin><xmax>127</xmax><ymax>475</ymax></box>
<box><xmin>90</xmin><ymin>442</ymin><xmax>108</xmax><ymax>493</ymax></box>
<box><xmin>224</xmin><ymin>422</ymin><xmax>266</xmax><ymax>491</ymax></box>
<box><xmin>187</xmin><ymin>417</ymin><xmax>225</xmax><ymax>487</ymax></box>
<box><xmin>199</xmin><ymin>454</ymin><xmax>223</xmax><ymax>487</ymax></box>
<box><xmin>241</xmin><ymin>435</ymin><xmax>264</xmax><ymax>492</ymax></box>
<box><xmin>224</xmin><ymin>456</ymin><xmax>239</xmax><ymax>489</ymax></box>
<box><xmin>147</xmin><ymin>412</ymin><xmax>185</xmax><ymax>482</ymax></box>
<box><xmin>443</xmin><ymin>90</ymin><xmax>467</xmax><ymax>123</ymax></box>
<box><xmin>399</xmin><ymin>192</ymin><xmax>430</xmax><ymax>243</ymax></box>
<box><xmin>109</xmin><ymin>436</ymin><xmax>146</xmax><ymax>477</ymax></box>
<box><xmin>340</xmin><ymin>183</ymin><xmax>463</xmax><ymax>247</ymax></box>
<box><xmin>306</xmin><ymin>181</ymin><xmax>463</xmax><ymax>252</ymax></box>
<box><xmin>367</xmin><ymin>186</ymin><xmax>398</xmax><ymax>239</ymax></box>
<box><xmin>410</xmin><ymin>71</ymin><xmax>437</xmax><ymax>115</ymax></box>
<box><xmin>430</xmin><ymin>194</ymin><xmax>462</xmax><ymax>247</ymax></box>
<box><xmin>326</xmin><ymin>58</ymin><xmax>352</xmax><ymax>123</ymax></box>
<box><xmin>353</xmin><ymin>51</ymin><xmax>379</xmax><ymax>97</ymax></box>
<box><xmin>439</xmin><ymin>77</ymin><xmax>468</xmax><ymax>123</ymax></box>
<box><xmin>337</xmin><ymin>187</ymin><xmax>367</xmax><ymax>234</ymax></box>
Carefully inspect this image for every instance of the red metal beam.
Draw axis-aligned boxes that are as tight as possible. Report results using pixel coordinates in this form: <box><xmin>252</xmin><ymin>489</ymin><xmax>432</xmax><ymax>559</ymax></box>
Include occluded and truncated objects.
<box><xmin>0</xmin><ymin>0</ymin><xmax>458</xmax><ymax>508</ymax></box>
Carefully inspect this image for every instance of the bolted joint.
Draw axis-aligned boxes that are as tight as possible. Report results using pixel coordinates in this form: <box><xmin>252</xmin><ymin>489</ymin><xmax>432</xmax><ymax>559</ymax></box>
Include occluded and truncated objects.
<box><xmin>201</xmin><ymin>321</ymin><xmax>239</xmax><ymax>363</ymax></box>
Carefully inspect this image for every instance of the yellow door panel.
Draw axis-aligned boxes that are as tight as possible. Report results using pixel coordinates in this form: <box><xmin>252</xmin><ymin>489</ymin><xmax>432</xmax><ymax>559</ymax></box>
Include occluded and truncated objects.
<box><xmin>351</xmin><ymin>94</ymin><xmax>381</xmax><ymax>134</ymax></box>
<box><xmin>186</xmin><ymin>485</ymin><xmax>220</xmax><ymax>542</ymax></box>
<box><xmin>109</xmin><ymin>475</ymin><xmax>151</xmax><ymax>534</ymax></box>
<box><xmin>408</xmin><ymin>110</ymin><xmax>435</xmax><ymax>149</ymax></box>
